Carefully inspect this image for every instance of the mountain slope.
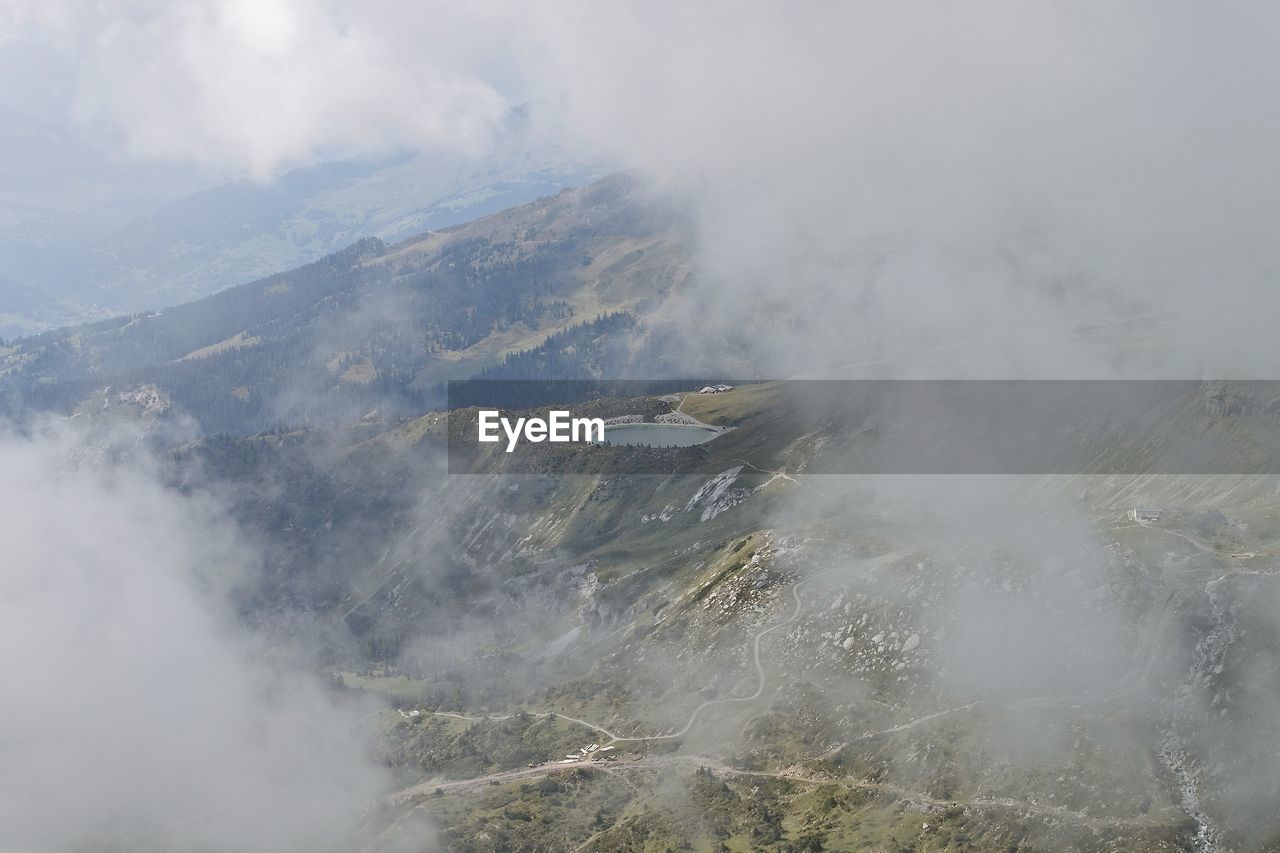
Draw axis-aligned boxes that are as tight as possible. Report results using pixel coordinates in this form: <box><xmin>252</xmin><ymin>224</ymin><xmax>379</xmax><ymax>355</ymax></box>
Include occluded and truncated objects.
<box><xmin>12</xmin><ymin>170</ymin><xmax>1280</xmax><ymax>849</ymax></box>
<box><xmin>165</xmin><ymin>382</ymin><xmax>1280</xmax><ymax>850</ymax></box>
<box><xmin>0</xmin><ymin>174</ymin><xmax>692</xmax><ymax>433</ymax></box>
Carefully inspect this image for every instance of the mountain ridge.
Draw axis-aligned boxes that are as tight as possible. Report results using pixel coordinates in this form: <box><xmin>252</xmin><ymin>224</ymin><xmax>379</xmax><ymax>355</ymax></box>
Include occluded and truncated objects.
<box><xmin>0</xmin><ymin>173</ymin><xmax>692</xmax><ymax>434</ymax></box>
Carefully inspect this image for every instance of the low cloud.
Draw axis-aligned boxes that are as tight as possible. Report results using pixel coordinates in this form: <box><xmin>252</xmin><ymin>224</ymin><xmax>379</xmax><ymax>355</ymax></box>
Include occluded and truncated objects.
<box><xmin>0</xmin><ymin>423</ymin><xmax>420</xmax><ymax>853</ymax></box>
<box><xmin>531</xmin><ymin>3</ymin><xmax>1280</xmax><ymax>378</ymax></box>
<box><xmin>1</xmin><ymin>0</ymin><xmax>514</xmax><ymax>178</ymax></box>
<box><xmin>10</xmin><ymin>3</ymin><xmax>1280</xmax><ymax>377</ymax></box>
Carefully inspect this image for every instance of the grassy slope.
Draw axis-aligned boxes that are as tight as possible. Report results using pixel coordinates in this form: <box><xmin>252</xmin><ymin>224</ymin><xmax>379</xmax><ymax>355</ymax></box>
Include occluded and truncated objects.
<box><xmin>186</xmin><ymin>380</ymin><xmax>1280</xmax><ymax>850</ymax></box>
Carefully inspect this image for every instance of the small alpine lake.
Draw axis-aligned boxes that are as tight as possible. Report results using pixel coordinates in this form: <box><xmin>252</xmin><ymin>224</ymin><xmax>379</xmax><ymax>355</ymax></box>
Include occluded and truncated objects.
<box><xmin>599</xmin><ymin>423</ymin><xmax>724</xmax><ymax>448</ymax></box>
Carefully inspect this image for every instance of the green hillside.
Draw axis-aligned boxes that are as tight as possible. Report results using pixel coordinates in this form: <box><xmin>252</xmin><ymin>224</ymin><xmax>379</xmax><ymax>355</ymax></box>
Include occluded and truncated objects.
<box><xmin>0</xmin><ymin>174</ymin><xmax>690</xmax><ymax>434</ymax></box>
<box><xmin>153</xmin><ymin>379</ymin><xmax>1280</xmax><ymax>851</ymax></box>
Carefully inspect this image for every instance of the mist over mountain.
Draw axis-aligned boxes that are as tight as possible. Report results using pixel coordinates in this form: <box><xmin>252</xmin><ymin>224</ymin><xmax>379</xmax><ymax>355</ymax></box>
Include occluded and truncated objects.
<box><xmin>74</xmin><ymin>143</ymin><xmax>604</xmax><ymax>312</ymax></box>
<box><xmin>0</xmin><ymin>101</ymin><xmax>603</xmax><ymax>336</ymax></box>
<box><xmin>0</xmin><ymin>174</ymin><xmax>685</xmax><ymax>434</ymax></box>
<box><xmin>5</xmin><ymin>3</ymin><xmax>1280</xmax><ymax>852</ymax></box>
<box><xmin>0</xmin><ymin>103</ymin><xmax>204</xmax><ymax>335</ymax></box>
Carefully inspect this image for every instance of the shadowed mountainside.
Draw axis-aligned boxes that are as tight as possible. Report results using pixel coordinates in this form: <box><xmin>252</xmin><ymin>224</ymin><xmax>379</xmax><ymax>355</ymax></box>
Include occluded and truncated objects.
<box><xmin>0</xmin><ymin>174</ymin><xmax>692</xmax><ymax>434</ymax></box>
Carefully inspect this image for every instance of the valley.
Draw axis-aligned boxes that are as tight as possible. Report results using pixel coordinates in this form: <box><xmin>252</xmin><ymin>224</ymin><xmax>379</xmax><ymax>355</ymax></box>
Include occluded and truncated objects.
<box><xmin>9</xmin><ymin>218</ymin><xmax>1276</xmax><ymax>846</ymax></box>
<box><xmin>8</xmin><ymin>7</ymin><xmax>1280</xmax><ymax>853</ymax></box>
<box><xmin>144</xmin><ymin>374</ymin><xmax>1278</xmax><ymax>851</ymax></box>
<box><xmin>6</xmin><ymin>178</ymin><xmax>1280</xmax><ymax>853</ymax></box>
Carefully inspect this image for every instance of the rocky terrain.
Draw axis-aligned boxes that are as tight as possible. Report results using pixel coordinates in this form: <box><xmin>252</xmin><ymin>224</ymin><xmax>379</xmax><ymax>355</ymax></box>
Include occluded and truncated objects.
<box><xmin>7</xmin><ymin>173</ymin><xmax>1279</xmax><ymax>850</ymax></box>
<box><xmin>152</xmin><ymin>382</ymin><xmax>1280</xmax><ymax>851</ymax></box>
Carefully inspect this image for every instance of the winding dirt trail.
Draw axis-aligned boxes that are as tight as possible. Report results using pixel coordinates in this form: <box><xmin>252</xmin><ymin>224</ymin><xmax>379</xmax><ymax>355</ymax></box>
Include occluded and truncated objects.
<box><xmin>414</xmin><ymin>552</ymin><xmax>908</xmax><ymax>751</ymax></box>
<box><xmin>388</xmin><ymin>546</ymin><xmax>1190</xmax><ymax>838</ymax></box>
<box><xmin>612</xmin><ymin>571</ymin><xmax>810</xmax><ymax>742</ymax></box>
<box><xmin>387</xmin><ymin>518</ymin><xmax>1241</xmax><ymax>842</ymax></box>
<box><xmin>393</xmin><ymin>750</ymin><xmax>1178</xmax><ymax>836</ymax></box>
<box><xmin>610</xmin><ymin>551</ymin><xmax>909</xmax><ymax>743</ymax></box>
<box><xmin>733</xmin><ymin>457</ymin><xmax>829</xmax><ymax>497</ymax></box>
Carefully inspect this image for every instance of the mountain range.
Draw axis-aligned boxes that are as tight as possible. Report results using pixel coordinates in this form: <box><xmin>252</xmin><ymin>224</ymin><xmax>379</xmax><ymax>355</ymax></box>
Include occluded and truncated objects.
<box><xmin>1</xmin><ymin>174</ymin><xmax>687</xmax><ymax>434</ymax></box>
<box><xmin>5</xmin><ymin>172</ymin><xmax>1279</xmax><ymax>851</ymax></box>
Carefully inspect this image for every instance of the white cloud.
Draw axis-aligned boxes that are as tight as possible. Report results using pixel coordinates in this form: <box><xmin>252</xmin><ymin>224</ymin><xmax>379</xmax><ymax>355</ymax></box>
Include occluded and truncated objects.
<box><xmin>519</xmin><ymin>2</ymin><xmax>1280</xmax><ymax>376</ymax></box>
<box><xmin>3</xmin><ymin>0</ymin><xmax>515</xmax><ymax>177</ymax></box>
<box><xmin>0</xmin><ymin>425</ymin><xmax>416</xmax><ymax>853</ymax></box>
<box><xmin>7</xmin><ymin>1</ymin><xmax>1280</xmax><ymax>371</ymax></box>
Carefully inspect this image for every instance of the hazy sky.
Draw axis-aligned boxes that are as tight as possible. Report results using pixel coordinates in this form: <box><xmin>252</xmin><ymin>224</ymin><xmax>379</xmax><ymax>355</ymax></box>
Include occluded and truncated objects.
<box><xmin>9</xmin><ymin>1</ymin><xmax>1274</xmax><ymax>182</ymax></box>
<box><xmin>6</xmin><ymin>1</ymin><xmax>1280</xmax><ymax>375</ymax></box>
<box><xmin>0</xmin><ymin>0</ymin><xmax>518</xmax><ymax>175</ymax></box>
